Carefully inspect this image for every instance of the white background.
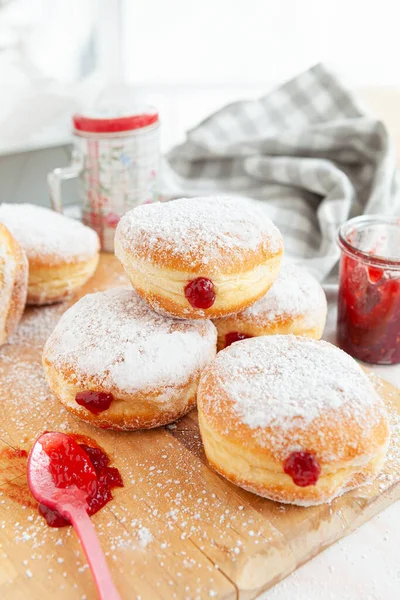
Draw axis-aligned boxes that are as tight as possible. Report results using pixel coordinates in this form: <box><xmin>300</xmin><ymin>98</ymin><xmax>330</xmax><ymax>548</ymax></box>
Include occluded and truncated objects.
<box><xmin>2</xmin><ymin>0</ymin><xmax>398</xmax><ymax>86</ymax></box>
<box><xmin>122</xmin><ymin>0</ymin><xmax>400</xmax><ymax>87</ymax></box>
<box><xmin>1</xmin><ymin>0</ymin><xmax>400</xmax><ymax>151</ymax></box>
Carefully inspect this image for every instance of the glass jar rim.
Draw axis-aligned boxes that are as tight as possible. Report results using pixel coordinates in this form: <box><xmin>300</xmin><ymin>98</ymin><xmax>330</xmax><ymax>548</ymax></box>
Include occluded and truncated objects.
<box><xmin>337</xmin><ymin>214</ymin><xmax>400</xmax><ymax>269</ymax></box>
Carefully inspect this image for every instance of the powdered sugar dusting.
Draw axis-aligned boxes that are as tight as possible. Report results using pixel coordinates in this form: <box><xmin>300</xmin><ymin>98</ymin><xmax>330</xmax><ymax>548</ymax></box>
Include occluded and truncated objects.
<box><xmin>0</xmin><ymin>242</ymin><xmax>12</xmax><ymax>287</ymax></box>
<box><xmin>44</xmin><ymin>289</ymin><xmax>217</xmax><ymax>395</ymax></box>
<box><xmin>116</xmin><ymin>196</ymin><xmax>283</xmax><ymax>273</ymax></box>
<box><xmin>0</xmin><ymin>241</ymin><xmax>13</xmax><ymax>326</ymax></box>
<box><xmin>137</xmin><ymin>526</ymin><xmax>153</xmax><ymax>548</ymax></box>
<box><xmin>239</xmin><ymin>263</ymin><xmax>327</xmax><ymax>326</ymax></box>
<box><xmin>8</xmin><ymin>304</ymin><xmax>66</xmax><ymax>346</ymax></box>
<box><xmin>212</xmin><ymin>336</ymin><xmax>384</xmax><ymax>431</ymax></box>
<box><xmin>0</xmin><ymin>204</ymin><xmax>99</xmax><ymax>265</ymax></box>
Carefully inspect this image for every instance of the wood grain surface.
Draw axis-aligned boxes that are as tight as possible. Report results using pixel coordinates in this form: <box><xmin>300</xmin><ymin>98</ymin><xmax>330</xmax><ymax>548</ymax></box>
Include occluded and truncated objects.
<box><xmin>0</xmin><ymin>254</ymin><xmax>399</xmax><ymax>600</ymax></box>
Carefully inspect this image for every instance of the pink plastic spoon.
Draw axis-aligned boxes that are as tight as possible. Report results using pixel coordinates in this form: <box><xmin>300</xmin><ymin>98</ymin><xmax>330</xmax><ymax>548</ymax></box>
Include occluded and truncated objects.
<box><xmin>27</xmin><ymin>432</ymin><xmax>121</xmax><ymax>600</ymax></box>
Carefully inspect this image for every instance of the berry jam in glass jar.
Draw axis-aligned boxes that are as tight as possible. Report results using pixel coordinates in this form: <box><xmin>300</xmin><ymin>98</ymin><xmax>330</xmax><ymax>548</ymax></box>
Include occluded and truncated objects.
<box><xmin>337</xmin><ymin>216</ymin><xmax>400</xmax><ymax>365</ymax></box>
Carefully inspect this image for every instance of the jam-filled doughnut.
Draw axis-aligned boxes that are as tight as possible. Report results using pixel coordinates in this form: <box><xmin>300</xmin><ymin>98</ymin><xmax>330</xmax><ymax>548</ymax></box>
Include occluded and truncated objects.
<box><xmin>214</xmin><ymin>263</ymin><xmax>327</xmax><ymax>350</ymax></box>
<box><xmin>115</xmin><ymin>196</ymin><xmax>283</xmax><ymax>319</ymax></box>
<box><xmin>43</xmin><ymin>288</ymin><xmax>217</xmax><ymax>430</ymax></box>
<box><xmin>0</xmin><ymin>223</ymin><xmax>28</xmax><ymax>345</ymax></box>
<box><xmin>198</xmin><ymin>335</ymin><xmax>390</xmax><ymax>506</ymax></box>
<box><xmin>0</xmin><ymin>204</ymin><xmax>100</xmax><ymax>305</ymax></box>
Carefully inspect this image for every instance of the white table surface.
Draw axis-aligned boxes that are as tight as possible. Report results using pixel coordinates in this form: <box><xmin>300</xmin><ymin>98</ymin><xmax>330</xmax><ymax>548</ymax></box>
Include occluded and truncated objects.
<box><xmin>260</xmin><ymin>286</ymin><xmax>400</xmax><ymax>600</ymax></box>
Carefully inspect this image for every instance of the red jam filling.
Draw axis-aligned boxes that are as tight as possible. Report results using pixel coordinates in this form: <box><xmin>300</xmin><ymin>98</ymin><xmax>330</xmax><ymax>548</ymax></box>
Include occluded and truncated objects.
<box><xmin>75</xmin><ymin>390</ymin><xmax>114</xmax><ymax>414</ymax></box>
<box><xmin>225</xmin><ymin>331</ymin><xmax>253</xmax><ymax>348</ymax></box>
<box><xmin>184</xmin><ymin>277</ymin><xmax>216</xmax><ymax>309</ymax></box>
<box><xmin>38</xmin><ymin>437</ymin><xmax>123</xmax><ymax>527</ymax></box>
<box><xmin>40</xmin><ymin>434</ymin><xmax>97</xmax><ymax>491</ymax></box>
<box><xmin>337</xmin><ymin>254</ymin><xmax>400</xmax><ymax>364</ymax></box>
<box><xmin>283</xmin><ymin>451</ymin><xmax>321</xmax><ymax>487</ymax></box>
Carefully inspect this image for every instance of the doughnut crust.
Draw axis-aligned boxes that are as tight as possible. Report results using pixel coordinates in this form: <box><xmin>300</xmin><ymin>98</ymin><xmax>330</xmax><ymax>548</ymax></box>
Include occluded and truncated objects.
<box><xmin>43</xmin><ymin>289</ymin><xmax>217</xmax><ymax>430</ymax></box>
<box><xmin>0</xmin><ymin>223</ymin><xmax>28</xmax><ymax>345</ymax></box>
<box><xmin>214</xmin><ymin>263</ymin><xmax>327</xmax><ymax>350</ymax></box>
<box><xmin>197</xmin><ymin>336</ymin><xmax>390</xmax><ymax>506</ymax></box>
<box><xmin>0</xmin><ymin>204</ymin><xmax>100</xmax><ymax>305</ymax></box>
<box><xmin>115</xmin><ymin>196</ymin><xmax>283</xmax><ymax>319</ymax></box>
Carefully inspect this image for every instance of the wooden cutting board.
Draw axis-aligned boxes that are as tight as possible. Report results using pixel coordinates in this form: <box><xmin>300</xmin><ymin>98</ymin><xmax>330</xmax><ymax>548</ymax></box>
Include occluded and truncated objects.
<box><xmin>0</xmin><ymin>254</ymin><xmax>399</xmax><ymax>600</ymax></box>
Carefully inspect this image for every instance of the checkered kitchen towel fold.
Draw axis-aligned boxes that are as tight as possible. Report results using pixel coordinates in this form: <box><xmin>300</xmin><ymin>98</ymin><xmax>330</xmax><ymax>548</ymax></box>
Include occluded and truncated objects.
<box><xmin>164</xmin><ymin>63</ymin><xmax>400</xmax><ymax>281</ymax></box>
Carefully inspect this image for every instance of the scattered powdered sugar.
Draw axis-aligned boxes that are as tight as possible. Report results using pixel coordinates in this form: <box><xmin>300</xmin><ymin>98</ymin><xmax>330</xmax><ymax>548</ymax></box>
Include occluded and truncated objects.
<box><xmin>8</xmin><ymin>303</ymin><xmax>66</xmax><ymax>346</ymax></box>
<box><xmin>0</xmin><ymin>241</ymin><xmax>13</xmax><ymax>321</ymax></box>
<box><xmin>115</xmin><ymin>196</ymin><xmax>283</xmax><ymax>272</ymax></box>
<box><xmin>212</xmin><ymin>335</ymin><xmax>384</xmax><ymax>431</ymax></box>
<box><xmin>44</xmin><ymin>288</ymin><xmax>217</xmax><ymax>395</ymax></box>
<box><xmin>239</xmin><ymin>263</ymin><xmax>327</xmax><ymax>326</ymax></box>
<box><xmin>0</xmin><ymin>240</ymin><xmax>12</xmax><ymax>285</ymax></box>
<box><xmin>0</xmin><ymin>204</ymin><xmax>99</xmax><ymax>265</ymax></box>
<box><xmin>137</xmin><ymin>526</ymin><xmax>153</xmax><ymax>548</ymax></box>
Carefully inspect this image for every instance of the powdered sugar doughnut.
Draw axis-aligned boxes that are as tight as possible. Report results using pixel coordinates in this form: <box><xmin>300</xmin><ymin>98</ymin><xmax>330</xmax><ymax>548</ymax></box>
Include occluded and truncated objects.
<box><xmin>0</xmin><ymin>223</ymin><xmax>28</xmax><ymax>345</ymax></box>
<box><xmin>0</xmin><ymin>204</ymin><xmax>100</xmax><ymax>305</ymax></box>
<box><xmin>214</xmin><ymin>264</ymin><xmax>327</xmax><ymax>350</ymax></box>
<box><xmin>43</xmin><ymin>288</ymin><xmax>217</xmax><ymax>430</ymax></box>
<box><xmin>115</xmin><ymin>196</ymin><xmax>283</xmax><ymax>319</ymax></box>
<box><xmin>198</xmin><ymin>335</ymin><xmax>390</xmax><ymax>506</ymax></box>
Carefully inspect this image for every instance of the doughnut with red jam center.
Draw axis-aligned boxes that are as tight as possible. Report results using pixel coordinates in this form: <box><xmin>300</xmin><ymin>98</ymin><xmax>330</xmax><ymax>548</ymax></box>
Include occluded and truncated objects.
<box><xmin>43</xmin><ymin>289</ymin><xmax>217</xmax><ymax>430</ymax></box>
<box><xmin>197</xmin><ymin>335</ymin><xmax>390</xmax><ymax>506</ymax></box>
<box><xmin>114</xmin><ymin>196</ymin><xmax>283</xmax><ymax>319</ymax></box>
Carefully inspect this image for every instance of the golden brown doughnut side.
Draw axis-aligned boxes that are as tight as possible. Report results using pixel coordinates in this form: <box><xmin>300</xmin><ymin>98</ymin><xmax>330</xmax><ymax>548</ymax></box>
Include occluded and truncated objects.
<box><xmin>114</xmin><ymin>197</ymin><xmax>284</xmax><ymax>283</ymax></box>
<box><xmin>0</xmin><ymin>223</ymin><xmax>28</xmax><ymax>344</ymax></box>
<box><xmin>25</xmin><ymin>249</ymin><xmax>99</xmax><ymax>269</ymax></box>
<box><xmin>116</xmin><ymin>227</ymin><xmax>283</xmax><ymax>275</ymax></box>
<box><xmin>199</xmin><ymin>409</ymin><xmax>388</xmax><ymax>506</ymax></box>
<box><xmin>116</xmin><ymin>236</ymin><xmax>283</xmax><ymax>319</ymax></box>
<box><xmin>214</xmin><ymin>312</ymin><xmax>325</xmax><ymax>351</ymax></box>
<box><xmin>43</xmin><ymin>359</ymin><xmax>199</xmax><ymax>431</ymax></box>
<box><xmin>27</xmin><ymin>253</ymin><xmax>99</xmax><ymax>305</ymax></box>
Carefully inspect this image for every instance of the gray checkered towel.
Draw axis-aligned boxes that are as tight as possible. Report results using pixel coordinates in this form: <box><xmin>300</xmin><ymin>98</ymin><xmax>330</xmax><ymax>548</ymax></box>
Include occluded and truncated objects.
<box><xmin>163</xmin><ymin>63</ymin><xmax>400</xmax><ymax>281</ymax></box>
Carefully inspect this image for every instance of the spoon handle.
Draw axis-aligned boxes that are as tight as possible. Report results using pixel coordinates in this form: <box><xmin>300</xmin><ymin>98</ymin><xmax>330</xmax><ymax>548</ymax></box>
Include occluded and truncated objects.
<box><xmin>68</xmin><ymin>507</ymin><xmax>122</xmax><ymax>600</ymax></box>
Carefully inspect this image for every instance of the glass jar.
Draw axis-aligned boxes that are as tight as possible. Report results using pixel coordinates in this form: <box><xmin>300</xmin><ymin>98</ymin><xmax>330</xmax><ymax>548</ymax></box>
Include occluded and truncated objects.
<box><xmin>48</xmin><ymin>108</ymin><xmax>160</xmax><ymax>252</ymax></box>
<box><xmin>337</xmin><ymin>215</ymin><xmax>400</xmax><ymax>365</ymax></box>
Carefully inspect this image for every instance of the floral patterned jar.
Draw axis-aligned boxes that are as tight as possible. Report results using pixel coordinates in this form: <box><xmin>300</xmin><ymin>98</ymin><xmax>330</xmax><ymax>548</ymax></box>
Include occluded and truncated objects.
<box><xmin>48</xmin><ymin>108</ymin><xmax>160</xmax><ymax>251</ymax></box>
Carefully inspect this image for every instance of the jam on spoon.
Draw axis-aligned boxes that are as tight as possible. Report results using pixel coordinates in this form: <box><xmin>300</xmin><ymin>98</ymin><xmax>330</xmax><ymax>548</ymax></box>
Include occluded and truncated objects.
<box><xmin>38</xmin><ymin>439</ymin><xmax>123</xmax><ymax>527</ymax></box>
<box><xmin>28</xmin><ymin>432</ymin><xmax>122</xmax><ymax>600</ymax></box>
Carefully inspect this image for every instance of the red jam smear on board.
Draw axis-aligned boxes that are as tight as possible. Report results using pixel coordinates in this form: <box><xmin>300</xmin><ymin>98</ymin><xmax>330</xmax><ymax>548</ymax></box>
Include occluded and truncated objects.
<box><xmin>224</xmin><ymin>331</ymin><xmax>253</xmax><ymax>348</ymax></box>
<box><xmin>38</xmin><ymin>436</ymin><xmax>123</xmax><ymax>527</ymax></box>
<box><xmin>184</xmin><ymin>277</ymin><xmax>216</xmax><ymax>309</ymax></box>
<box><xmin>283</xmin><ymin>451</ymin><xmax>321</xmax><ymax>487</ymax></box>
<box><xmin>337</xmin><ymin>254</ymin><xmax>400</xmax><ymax>364</ymax></box>
<box><xmin>75</xmin><ymin>391</ymin><xmax>114</xmax><ymax>414</ymax></box>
